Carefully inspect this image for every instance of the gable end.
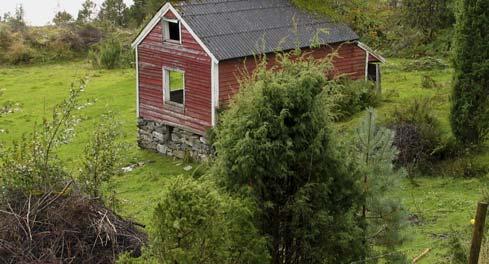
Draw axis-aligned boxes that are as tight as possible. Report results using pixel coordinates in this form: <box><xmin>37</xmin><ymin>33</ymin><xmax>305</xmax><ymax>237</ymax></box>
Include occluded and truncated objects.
<box><xmin>131</xmin><ymin>3</ymin><xmax>218</xmax><ymax>63</ymax></box>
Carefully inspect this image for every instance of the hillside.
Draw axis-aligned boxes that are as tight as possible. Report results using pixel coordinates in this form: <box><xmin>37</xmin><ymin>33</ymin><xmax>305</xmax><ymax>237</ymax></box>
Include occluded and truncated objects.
<box><xmin>1</xmin><ymin>58</ymin><xmax>488</xmax><ymax>263</ymax></box>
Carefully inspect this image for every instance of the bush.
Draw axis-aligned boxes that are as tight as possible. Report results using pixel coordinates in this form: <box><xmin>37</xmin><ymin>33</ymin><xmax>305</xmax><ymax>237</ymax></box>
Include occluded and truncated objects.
<box><xmin>131</xmin><ymin>176</ymin><xmax>269</xmax><ymax>264</ymax></box>
<box><xmin>79</xmin><ymin>112</ymin><xmax>125</xmax><ymax>202</ymax></box>
<box><xmin>212</xmin><ymin>52</ymin><xmax>367</xmax><ymax>263</ymax></box>
<box><xmin>77</xmin><ymin>24</ymin><xmax>103</xmax><ymax>49</ymax></box>
<box><xmin>433</xmin><ymin>157</ymin><xmax>489</xmax><ymax>178</ymax></box>
<box><xmin>7</xmin><ymin>41</ymin><xmax>32</xmax><ymax>64</ymax></box>
<box><xmin>0</xmin><ymin>24</ymin><xmax>12</xmax><ymax>49</ymax></box>
<box><xmin>327</xmin><ymin>78</ymin><xmax>381</xmax><ymax>120</ymax></box>
<box><xmin>89</xmin><ymin>38</ymin><xmax>121</xmax><ymax>69</ymax></box>
<box><xmin>386</xmin><ymin>98</ymin><xmax>443</xmax><ymax>171</ymax></box>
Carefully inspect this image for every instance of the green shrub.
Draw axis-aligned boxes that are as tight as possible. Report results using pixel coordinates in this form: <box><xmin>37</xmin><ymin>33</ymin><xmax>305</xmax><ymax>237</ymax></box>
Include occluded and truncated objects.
<box><xmin>0</xmin><ymin>24</ymin><xmax>12</xmax><ymax>49</ymax></box>
<box><xmin>386</xmin><ymin>98</ymin><xmax>443</xmax><ymax>172</ymax></box>
<box><xmin>327</xmin><ymin>78</ymin><xmax>381</xmax><ymax>120</ymax></box>
<box><xmin>79</xmin><ymin>112</ymin><xmax>125</xmax><ymax>202</ymax></box>
<box><xmin>212</xmin><ymin>53</ymin><xmax>367</xmax><ymax>263</ymax></box>
<box><xmin>132</xmin><ymin>176</ymin><xmax>269</xmax><ymax>264</ymax></box>
<box><xmin>89</xmin><ymin>38</ymin><xmax>122</xmax><ymax>69</ymax></box>
<box><xmin>433</xmin><ymin>157</ymin><xmax>489</xmax><ymax>178</ymax></box>
<box><xmin>7</xmin><ymin>41</ymin><xmax>32</xmax><ymax>65</ymax></box>
<box><xmin>89</xmin><ymin>37</ymin><xmax>132</xmax><ymax>69</ymax></box>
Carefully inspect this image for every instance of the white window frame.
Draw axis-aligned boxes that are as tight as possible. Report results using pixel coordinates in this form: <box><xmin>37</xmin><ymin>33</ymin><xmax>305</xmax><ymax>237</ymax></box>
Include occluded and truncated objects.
<box><xmin>162</xmin><ymin>18</ymin><xmax>182</xmax><ymax>44</ymax></box>
<box><xmin>163</xmin><ymin>67</ymin><xmax>185</xmax><ymax>107</ymax></box>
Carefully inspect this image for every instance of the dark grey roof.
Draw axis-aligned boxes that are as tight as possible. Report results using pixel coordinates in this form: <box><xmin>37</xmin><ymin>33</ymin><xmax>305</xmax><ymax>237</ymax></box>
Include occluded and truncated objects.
<box><xmin>175</xmin><ymin>0</ymin><xmax>359</xmax><ymax>61</ymax></box>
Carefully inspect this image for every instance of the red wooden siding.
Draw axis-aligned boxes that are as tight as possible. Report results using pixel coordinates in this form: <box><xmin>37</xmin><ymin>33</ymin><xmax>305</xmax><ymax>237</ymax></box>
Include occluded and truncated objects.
<box><xmin>369</xmin><ymin>54</ymin><xmax>381</xmax><ymax>63</ymax></box>
<box><xmin>138</xmin><ymin>10</ymin><xmax>212</xmax><ymax>134</ymax></box>
<box><xmin>218</xmin><ymin>42</ymin><xmax>367</xmax><ymax>107</ymax></box>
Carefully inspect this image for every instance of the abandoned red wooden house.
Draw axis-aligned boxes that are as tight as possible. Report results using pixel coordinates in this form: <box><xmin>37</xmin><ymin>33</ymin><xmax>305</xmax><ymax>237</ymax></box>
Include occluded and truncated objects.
<box><xmin>132</xmin><ymin>0</ymin><xmax>385</xmax><ymax>160</ymax></box>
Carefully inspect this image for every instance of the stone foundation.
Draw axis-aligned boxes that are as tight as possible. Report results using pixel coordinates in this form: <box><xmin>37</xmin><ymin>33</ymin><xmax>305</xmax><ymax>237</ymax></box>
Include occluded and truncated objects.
<box><xmin>137</xmin><ymin>118</ymin><xmax>212</xmax><ymax>161</ymax></box>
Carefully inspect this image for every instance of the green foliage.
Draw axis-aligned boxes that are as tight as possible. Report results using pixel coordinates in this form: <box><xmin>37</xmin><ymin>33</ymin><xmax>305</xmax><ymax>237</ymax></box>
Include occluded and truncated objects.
<box><xmin>401</xmin><ymin>0</ymin><xmax>455</xmax><ymax>40</ymax></box>
<box><xmin>79</xmin><ymin>112</ymin><xmax>125</xmax><ymax>200</ymax></box>
<box><xmin>0</xmin><ymin>81</ymin><xmax>84</xmax><ymax>193</ymax></box>
<box><xmin>89</xmin><ymin>37</ymin><xmax>127</xmax><ymax>69</ymax></box>
<box><xmin>450</xmin><ymin>0</ymin><xmax>489</xmax><ymax>145</ymax></box>
<box><xmin>77</xmin><ymin>0</ymin><xmax>97</xmax><ymax>24</ymax></box>
<box><xmin>98</xmin><ymin>0</ymin><xmax>129</xmax><ymax>27</ymax></box>
<box><xmin>135</xmin><ymin>176</ymin><xmax>269</xmax><ymax>264</ymax></box>
<box><xmin>6</xmin><ymin>41</ymin><xmax>32</xmax><ymax>64</ymax></box>
<box><xmin>386</xmin><ymin>98</ymin><xmax>443</xmax><ymax>172</ymax></box>
<box><xmin>212</xmin><ymin>52</ymin><xmax>366</xmax><ymax>263</ymax></box>
<box><xmin>53</xmin><ymin>11</ymin><xmax>74</xmax><ymax>26</ymax></box>
<box><xmin>352</xmin><ymin>109</ymin><xmax>407</xmax><ymax>262</ymax></box>
<box><xmin>327</xmin><ymin>79</ymin><xmax>380</xmax><ymax>120</ymax></box>
<box><xmin>292</xmin><ymin>0</ymin><xmax>388</xmax><ymax>47</ymax></box>
<box><xmin>3</xmin><ymin>5</ymin><xmax>26</xmax><ymax>32</ymax></box>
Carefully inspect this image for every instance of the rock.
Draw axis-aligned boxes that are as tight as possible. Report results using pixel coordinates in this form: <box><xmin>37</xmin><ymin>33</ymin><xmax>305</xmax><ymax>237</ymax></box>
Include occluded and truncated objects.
<box><xmin>171</xmin><ymin>133</ymin><xmax>181</xmax><ymax>142</ymax></box>
<box><xmin>157</xmin><ymin>144</ymin><xmax>168</xmax><ymax>154</ymax></box>
<box><xmin>183</xmin><ymin>165</ymin><xmax>193</xmax><ymax>171</ymax></box>
<box><xmin>152</xmin><ymin>131</ymin><xmax>167</xmax><ymax>142</ymax></box>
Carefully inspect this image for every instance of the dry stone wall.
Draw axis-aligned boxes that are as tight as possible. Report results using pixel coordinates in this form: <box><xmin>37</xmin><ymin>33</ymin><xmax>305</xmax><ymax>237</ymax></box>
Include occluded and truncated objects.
<box><xmin>137</xmin><ymin>118</ymin><xmax>212</xmax><ymax>161</ymax></box>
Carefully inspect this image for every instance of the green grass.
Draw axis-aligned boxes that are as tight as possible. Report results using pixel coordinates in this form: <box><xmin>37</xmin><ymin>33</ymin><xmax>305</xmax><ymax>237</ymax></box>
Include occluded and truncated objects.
<box><xmin>0</xmin><ymin>59</ymin><xmax>488</xmax><ymax>263</ymax></box>
<box><xmin>169</xmin><ymin>70</ymin><xmax>184</xmax><ymax>91</ymax></box>
<box><xmin>0</xmin><ymin>61</ymin><xmax>193</xmax><ymax>224</ymax></box>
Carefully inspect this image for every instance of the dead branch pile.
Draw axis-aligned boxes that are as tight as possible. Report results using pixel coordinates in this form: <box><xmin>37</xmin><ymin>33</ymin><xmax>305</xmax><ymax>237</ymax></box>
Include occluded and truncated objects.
<box><xmin>0</xmin><ymin>188</ymin><xmax>147</xmax><ymax>264</ymax></box>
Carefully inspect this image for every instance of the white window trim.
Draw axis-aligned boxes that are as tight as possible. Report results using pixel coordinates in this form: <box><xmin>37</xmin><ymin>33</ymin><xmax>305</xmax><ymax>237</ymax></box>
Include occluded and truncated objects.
<box><xmin>163</xmin><ymin>67</ymin><xmax>185</xmax><ymax>106</ymax></box>
<box><xmin>162</xmin><ymin>18</ymin><xmax>182</xmax><ymax>44</ymax></box>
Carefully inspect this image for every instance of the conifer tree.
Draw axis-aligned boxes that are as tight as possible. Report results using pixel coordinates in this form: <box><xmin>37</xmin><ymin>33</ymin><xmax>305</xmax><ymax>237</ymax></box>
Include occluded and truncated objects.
<box><xmin>353</xmin><ymin>109</ymin><xmax>407</xmax><ymax>263</ymax></box>
<box><xmin>450</xmin><ymin>0</ymin><xmax>489</xmax><ymax>145</ymax></box>
<box><xmin>98</xmin><ymin>0</ymin><xmax>129</xmax><ymax>27</ymax></box>
<box><xmin>77</xmin><ymin>0</ymin><xmax>96</xmax><ymax>24</ymax></box>
<box><xmin>212</xmin><ymin>53</ymin><xmax>366</xmax><ymax>264</ymax></box>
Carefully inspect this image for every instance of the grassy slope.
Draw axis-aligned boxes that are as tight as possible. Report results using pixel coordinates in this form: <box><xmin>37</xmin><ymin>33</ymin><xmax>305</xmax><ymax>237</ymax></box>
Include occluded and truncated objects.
<box><xmin>0</xmin><ymin>60</ymin><xmax>487</xmax><ymax>263</ymax></box>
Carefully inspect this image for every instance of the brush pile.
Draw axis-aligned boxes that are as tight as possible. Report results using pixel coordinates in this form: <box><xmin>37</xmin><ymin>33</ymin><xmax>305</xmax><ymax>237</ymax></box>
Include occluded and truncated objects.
<box><xmin>0</xmin><ymin>183</ymin><xmax>146</xmax><ymax>264</ymax></box>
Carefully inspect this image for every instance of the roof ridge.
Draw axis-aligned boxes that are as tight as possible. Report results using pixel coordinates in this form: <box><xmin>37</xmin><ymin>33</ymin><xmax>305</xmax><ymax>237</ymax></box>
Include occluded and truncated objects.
<box><xmin>200</xmin><ymin>21</ymin><xmax>335</xmax><ymax>39</ymax></box>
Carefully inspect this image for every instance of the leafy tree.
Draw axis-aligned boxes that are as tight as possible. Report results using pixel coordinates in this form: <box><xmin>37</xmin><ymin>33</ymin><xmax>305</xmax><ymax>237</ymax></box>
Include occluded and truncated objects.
<box><xmin>401</xmin><ymin>0</ymin><xmax>455</xmax><ymax>41</ymax></box>
<box><xmin>450</xmin><ymin>0</ymin><xmax>489</xmax><ymax>145</ymax></box>
<box><xmin>137</xmin><ymin>176</ymin><xmax>269</xmax><ymax>264</ymax></box>
<box><xmin>352</xmin><ymin>109</ymin><xmax>407</xmax><ymax>263</ymax></box>
<box><xmin>52</xmin><ymin>11</ymin><xmax>74</xmax><ymax>26</ymax></box>
<box><xmin>98</xmin><ymin>0</ymin><xmax>129</xmax><ymax>27</ymax></box>
<box><xmin>77</xmin><ymin>0</ymin><xmax>97</xmax><ymax>24</ymax></box>
<box><xmin>128</xmin><ymin>0</ymin><xmax>147</xmax><ymax>27</ymax></box>
<box><xmin>292</xmin><ymin>0</ymin><xmax>388</xmax><ymax>45</ymax></box>
<box><xmin>5</xmin><ymin>5</ymin><xmax>26</xmax><ymax>31</ymax></box>
<box><xmin>212</xmin><ymin>53</ymin><xmax>366</xmax><ymax>264</ymax></box>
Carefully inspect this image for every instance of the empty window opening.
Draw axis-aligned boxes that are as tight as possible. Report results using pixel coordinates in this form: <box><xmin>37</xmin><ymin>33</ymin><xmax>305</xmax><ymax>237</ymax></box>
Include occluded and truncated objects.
<box><xmin>164</xmin><ymin>69</ymin><xmax>185</xmax><ymax>105</ymax></box>
<box><xmin>163</xmin><ymin>19</ymin><xmax>181</xmax><ymax>42</ymax></box>
<box><xmin>367</xmin><ymin>63</ymin><xmax>381</xmax><ymax>93</ymax></box>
